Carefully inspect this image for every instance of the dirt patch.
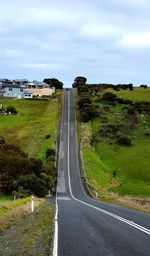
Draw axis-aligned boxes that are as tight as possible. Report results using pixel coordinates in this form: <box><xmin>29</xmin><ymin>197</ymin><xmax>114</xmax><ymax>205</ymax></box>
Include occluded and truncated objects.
<box><xmin>0</xmin><ymin>201</ymin><xmax>54</xmax><ymax>256</ymax></box>
<box><xmin>0</xmin><ymin>198</ymin><xmax>42</xmax><ymax>233</ymax></box>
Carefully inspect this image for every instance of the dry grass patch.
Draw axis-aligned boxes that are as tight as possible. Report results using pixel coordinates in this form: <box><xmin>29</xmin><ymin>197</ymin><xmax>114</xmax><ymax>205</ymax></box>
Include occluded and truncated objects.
<box><xmin>0</xmin><ymin>197</ymin><xmax>43</xmax><ymax>233</ymax></box>
<box><xmin>81</xmin><ymin>123</ymin><xmax>92</xmax><ymax>148</ymax></box>
<box><xmin>100</xmin><ymin>193</ymin><xmax>150</xmax><ymax>213</ymax></box>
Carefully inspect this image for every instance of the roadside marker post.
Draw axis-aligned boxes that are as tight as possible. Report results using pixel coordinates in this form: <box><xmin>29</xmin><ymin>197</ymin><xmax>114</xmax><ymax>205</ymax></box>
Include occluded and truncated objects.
<box><xmin>31</xmin><ymin>196</ymin><xmax>34</xmax><ymax>212</ymax></box>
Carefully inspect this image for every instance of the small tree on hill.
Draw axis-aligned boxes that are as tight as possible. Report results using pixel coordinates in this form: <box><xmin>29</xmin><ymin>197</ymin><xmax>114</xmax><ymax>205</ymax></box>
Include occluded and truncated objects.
<box><xmin>43</xmin><ymin>78</ymin><xmax>63</xmax><ymax>90</ymax></box>
<box><xmin>72</xmin><ymin>76</ymin><xmax>87</xmax><ymax>88</ymax></box>
<box><xmin>140</xmin><ymin>85</ymin><xmax>147</xmax><ymax>89</ymax></box>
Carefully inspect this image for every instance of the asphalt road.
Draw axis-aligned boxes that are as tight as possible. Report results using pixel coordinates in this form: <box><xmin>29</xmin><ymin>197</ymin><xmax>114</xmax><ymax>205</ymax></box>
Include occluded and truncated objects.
<box><xmin>54</xmin><ymin>88</ymin><xmax>150</xmax><ymax>256</ymax></box>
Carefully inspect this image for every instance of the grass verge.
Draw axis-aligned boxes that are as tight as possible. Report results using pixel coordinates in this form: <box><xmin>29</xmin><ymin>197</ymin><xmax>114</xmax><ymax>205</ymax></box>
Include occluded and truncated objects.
<box><xmin>0</xmin><ymin>199</ymin><xmax>54</xmax><ymax>256</ymax></box>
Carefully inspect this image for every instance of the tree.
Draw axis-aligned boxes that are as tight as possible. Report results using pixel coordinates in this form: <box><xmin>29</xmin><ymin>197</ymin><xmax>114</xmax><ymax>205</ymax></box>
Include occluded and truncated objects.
<box><xmin>72</xmin><ymin>76</ymin><xmax>87</xmax><ymax>88</ymax></box>
<box><xmin>128</xmin><ymin>83</ymin><xmax>133</xmax><ymax>91</ymax></box>
<box><xmin>140</xmin><ymin>85</ymin><xmax>148</xmax><ymax>89</ymax></box>
<box><xmin>0</xmin><ymin>141</ymin><xmax>56</xmax><ymax>196</ymax></box>
<box><xmin>43</xmin><ymin>78</ymin><xmax>63</xmax><ymax>90</ymax></box>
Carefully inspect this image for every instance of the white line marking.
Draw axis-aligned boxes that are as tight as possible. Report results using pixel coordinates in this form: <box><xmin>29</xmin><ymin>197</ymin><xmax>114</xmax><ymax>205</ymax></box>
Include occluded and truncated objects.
<box><xmin>67</xmin><ymin>90</ymin><xmax>150</xmax><ymax>236</ymax></box>
<box><xmin>53</xmin><ymin>202</ymin><xmax>58</xmax><ymax>256</ymax></box>
<box><xmin>57</xmin><ymin>196</ymin><xmax>71</xmax><ymax>200</ymax></box>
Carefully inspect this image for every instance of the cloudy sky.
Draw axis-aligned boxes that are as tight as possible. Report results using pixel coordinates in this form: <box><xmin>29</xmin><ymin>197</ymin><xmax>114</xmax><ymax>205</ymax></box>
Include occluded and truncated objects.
<box><xmin>0</xmin><ymin>0</ymin><xmax>150</xmax><ymax>86</ymax></box>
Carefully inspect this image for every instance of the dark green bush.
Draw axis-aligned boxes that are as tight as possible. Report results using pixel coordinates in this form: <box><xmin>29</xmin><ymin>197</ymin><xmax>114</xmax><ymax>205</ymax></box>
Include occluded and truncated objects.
<box><xmin>46</xmin><ymin>148</ymin><xmax>55</xmax><ymax>159</ymax></box>
<box><xmin>80</xmin><ymin>111</ymin><xmax>91</xmax><ymax>122</ymax></box>
<box><xmin>0</xmin><ymin>141</ymin><xmax>56</xmax><ymax>196</ymax></box>
<box><xmin>117</xmin><ymin>135</ymin><xmax>132</xmax><ymax>146</ymax></box>
<box><xmin>78</xmin><ymin>97</ymin><xmax>91</xmax><ymax>109</ymax></box>
<box><xmin>7</xmin><ymin>106</ymin><xmax>18</xmax><ymax>115</ymax></box>
<box><xmin>45</xmin><ymin>134</ymin><xmax>51</xmax><ymax>139</ymax></box>
<box><xmin>127</xmin><ymin>106</ymin><xmax>136</xmax><ymax>115</ymax></box>
<box><xmin>102</xmin><ymin>92</ymin><xmax>117</xmax><ymax>102</ymax></box>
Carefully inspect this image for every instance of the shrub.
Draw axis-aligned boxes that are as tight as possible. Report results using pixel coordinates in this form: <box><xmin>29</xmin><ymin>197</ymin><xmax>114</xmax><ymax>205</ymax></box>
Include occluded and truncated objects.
<box><xmin>116</xmin><ymin>135</ymin><xmax>132</xmax><ymax>146</ymax></box>
<box><xmin>78</xmin><ymin>97</ymin><xmax>91</xmax><ymax>109</ymax></box>
<box><xmin>140</xmin><ymin>85</ymin><xmax>147</xmax><ymax>89</ymax></box>
<box><xmin>80</xmin><ymin>111</ymin><xmax>91</xmax><ymax>122</ymax></box>
<box><xmin>117</xmin><ymin>98</ymin><xmax>133</xmax><ymax>105</ymax></box>
<box><xmin>47</xmin><ymin>155</ymin><xmax>55</xmax><ymax>163</ymax></box>
<box><xmin>7</xmin><ymin>106</ymin><xmax>18</xmax><ymax>115</ymax></box>
<box><xmin>127</xmin><ymin>106</ymin><xmax>136</xmax><ymax>115</ymax></box>
<box><xmin>102</xmin><ymin>92</ymin><xmax>117</xmax><ymax>102</ymax></box>
<box><xmin>0</xmin><ymin>136</ymin><xmax>5</xmax><ymax>147</ymax></box>
<box><xmin>112</xmin><ymin>170</ymin><xmax>117</xmax><ymax>177</ymax></box>
<box><xmin>99</xmin><ymin>126</ymin><xmax>113</xmax><ymax>137</ymax></box>
<box><xmin>45</xmin><ymin>134</ymin><xmax>51</xmax><ymax>139</ymax></box>
<box><xmin>46</xmin><ymin>148</ymin><xmax>55</xmax><ymax>158</ymax></box>
<box><xmin>144</xmin><ymin>132</ymin><xmax>150</xmax><ymax>136</ymax></box>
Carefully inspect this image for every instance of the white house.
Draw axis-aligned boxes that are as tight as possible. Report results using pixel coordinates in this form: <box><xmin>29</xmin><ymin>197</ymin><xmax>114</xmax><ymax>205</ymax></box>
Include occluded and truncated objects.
<box><xmin>2</xmin><ymin>84</ymin><xmax>26</xmax><ymax>98</ymax></box>
<box><xmin>1</xmin><ymin>81</ymin><xmax>55</xmax><ymax>98</ymax></box>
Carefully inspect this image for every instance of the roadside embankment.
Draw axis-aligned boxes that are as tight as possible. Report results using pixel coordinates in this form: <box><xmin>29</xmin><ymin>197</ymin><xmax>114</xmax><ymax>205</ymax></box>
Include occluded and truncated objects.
<box><xmin>0</xmin><ymin>197</ymin><xmax>54</xmax><ymax>256</ymax></box>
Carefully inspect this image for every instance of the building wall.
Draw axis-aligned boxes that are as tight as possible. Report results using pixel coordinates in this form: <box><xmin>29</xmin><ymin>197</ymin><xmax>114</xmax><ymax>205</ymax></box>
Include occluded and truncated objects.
<box><xmin>3</xmin><ymin>87</ymin><xmax>25</xmax><ymax>98</ymax></box>
<box><xmin>2</xmin><ymin>86</ymin><xmax>55</xmax><ymax>98</ymax></box>
<box><xmin>28</xmin><ymin>88</ymin><xmax>55</xmax><ymax>97</ymax></box>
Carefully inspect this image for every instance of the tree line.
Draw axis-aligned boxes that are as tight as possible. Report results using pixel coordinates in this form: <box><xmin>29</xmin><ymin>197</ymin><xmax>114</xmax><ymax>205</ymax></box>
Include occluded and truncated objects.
<box><xmin>0</xmin><ymin>138</ymin><xmax>56</xmax><ymax>197</ymax></box>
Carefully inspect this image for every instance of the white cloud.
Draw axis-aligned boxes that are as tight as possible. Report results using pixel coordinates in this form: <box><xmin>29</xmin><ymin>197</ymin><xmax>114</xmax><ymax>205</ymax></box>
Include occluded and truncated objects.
<box><xmin>121</xmin><ymin>0</ymin><xmax>149</xmax><ymax>7</ymax></box>
<box><xmin>122</xmin><ymin>32</ymin><xmax>150</xmax><ymax>47</ymax></box>
<box><xmin>81</xmin><ymin>23</ymin><xmax>123</xmax><ymax>40</ymax></box>
<box><xmin>21</xmin><ymin>63</ymin><xmax>64</xmax><ymax>71</ymax></box>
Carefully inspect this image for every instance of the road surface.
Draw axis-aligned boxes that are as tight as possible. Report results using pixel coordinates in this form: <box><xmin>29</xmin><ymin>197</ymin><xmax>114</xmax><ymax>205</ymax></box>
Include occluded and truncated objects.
<box><xmin>53</xmin><ymin>89</ymin><xmax>150</xmax><ymax>256</ymax></box>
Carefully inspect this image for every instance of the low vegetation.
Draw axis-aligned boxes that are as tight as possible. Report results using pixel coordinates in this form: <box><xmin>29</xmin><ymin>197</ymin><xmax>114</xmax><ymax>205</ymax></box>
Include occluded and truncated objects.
<box><xmin>0</xmin><ymin>197</ymin><xmax>54</xmax><ymax>256</ymax></box>
<box><xmin>0</xmin><ymin>141</ymin><xmax>56</xmax><ymax>197</ymax></box>
<box><xmin>74</xmin><ymin>78</ymin><xmax>150</xmax><ymax>211</ymax></box>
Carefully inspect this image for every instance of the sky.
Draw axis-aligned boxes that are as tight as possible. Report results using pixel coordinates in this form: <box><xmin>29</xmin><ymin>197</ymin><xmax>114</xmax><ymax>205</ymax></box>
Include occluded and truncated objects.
<box><xmin>0</xmin><ymin>0</ymin><xmax>150</xmax><ymax>86</ymax></box>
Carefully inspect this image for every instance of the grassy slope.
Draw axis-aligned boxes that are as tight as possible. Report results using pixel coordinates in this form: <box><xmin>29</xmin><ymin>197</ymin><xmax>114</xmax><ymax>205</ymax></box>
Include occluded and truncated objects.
<box><xmin>105</xmin><ymin>87</ymin><xmax>150</xmax><ymax>102</ymax></box>
<box><xmin>0</xmin><ymin>94</ymin><xmax>61</xmax><ymax>161</ymax></box>
<box><xmin>81</xmin><ymin>88</ymin><xmax>150</xmax><ymax>198</ymax></box>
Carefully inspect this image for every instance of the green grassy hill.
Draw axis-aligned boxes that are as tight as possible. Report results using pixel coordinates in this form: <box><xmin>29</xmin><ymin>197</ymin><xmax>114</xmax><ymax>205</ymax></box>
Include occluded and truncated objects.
<box><xmin>79</xmin><ymin>88</ymin><xmax>150</xmax><ymax>200</ymax></box>
<box><xmin>0</xmin><ymin>93</ymin><xmax>61</xmax><ymax>161</ymax></box>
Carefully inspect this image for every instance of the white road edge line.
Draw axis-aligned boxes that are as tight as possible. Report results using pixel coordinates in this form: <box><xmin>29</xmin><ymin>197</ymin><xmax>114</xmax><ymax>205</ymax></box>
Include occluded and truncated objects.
<box><xmin>67</xmin><ymin>90</ymin><xmax>150</xmax><ymax>236</ymax></box>
<box><xmin>53</xmin><ymin>202</ymin><xmax>58</xmax><ymax>256</ymax></box>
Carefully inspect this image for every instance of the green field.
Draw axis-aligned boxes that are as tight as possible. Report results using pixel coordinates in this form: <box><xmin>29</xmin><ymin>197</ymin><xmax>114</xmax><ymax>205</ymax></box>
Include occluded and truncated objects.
<box><xmin>105</xmin><ymin>87</ymin><xmax>150</xmax><ymax>102</ymax></box>
<box><xmin>80</xmin><ymin>88</ymin><xmax>150</xmax><ymax>198</ymax></box>
<box><xmin>0</xmin><ymin>94</ymin><xmax>61</xmax><ymax>161</ymax></box>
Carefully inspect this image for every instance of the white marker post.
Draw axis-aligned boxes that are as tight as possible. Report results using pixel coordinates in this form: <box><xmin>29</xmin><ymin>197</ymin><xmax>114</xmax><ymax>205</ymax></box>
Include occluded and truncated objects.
<box><xmin>31</xmin><ymin>196</ymin><xmax>34</xmax><ymax>212</ymax></box>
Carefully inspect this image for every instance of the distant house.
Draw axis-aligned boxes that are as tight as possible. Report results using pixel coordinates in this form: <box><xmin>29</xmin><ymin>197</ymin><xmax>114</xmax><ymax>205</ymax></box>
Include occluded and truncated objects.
<box><xmin>1</xmin><ymin>81</ymin><xmax>55</xmax><ymax>99</ymax></box>
<box><xmin>2</xmin><ymin>84</ymin><xmax>26</xmax><ymax>98</ymax></box>
<box><xmin>26</xmin><ymin>82</ymin><xmax>55</xmax><ymax>97</ymax></box>
<box><xmin>24</xmin><ymin>90</ymin><xmax>33</xmax><ymax>99</ymax></box>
